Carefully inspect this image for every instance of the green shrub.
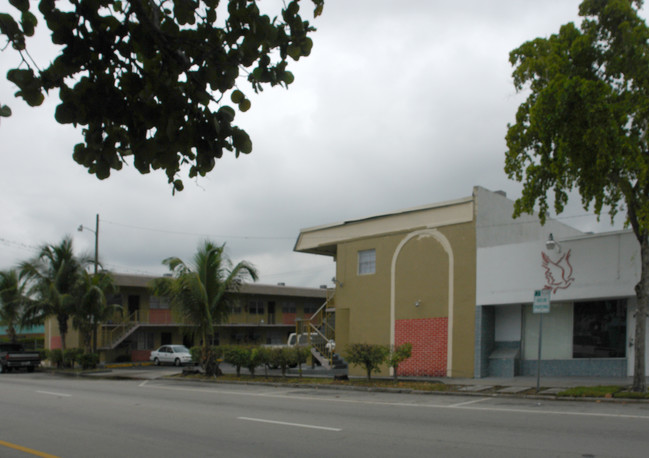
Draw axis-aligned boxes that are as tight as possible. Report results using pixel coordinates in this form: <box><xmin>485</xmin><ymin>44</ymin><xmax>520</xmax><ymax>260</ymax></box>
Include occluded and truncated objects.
<box><xmin>388</xmin><ymin>343</ymin><xmax>413</xmax><ymax>381</ymax></box>
<box><xmin>78</xmin><ymin>353</ymin><xmax>99</xmax><ymax>370</ymax></box>
<box><xmin>294</xmin><ymin>346</ymin><xmax>311</xmax><ymax>377</ymax></box>
<box><xmin>63</xmin><ymin>348</ymin><xmax>84</xmax><ymax>368</ymax></box>
<box><xmin>269</xmin><ymin>347</ymin><xmax>296</xmax><ymax>377</ymax></box>
<box><xmin>48</xmin><ymin>349</ymin><xmax>64</xmax><ymax>368</ymax></box>
<box><xmin>245</xmin><ymin>347</ymin><xmax>266</xmax><ymax>377</ymax></box>
<box><xmin>256</xmin><ymin>346</ymin><xmax>272</xmax><ymax>376</ymax></box>
<box><xmin>345</xmin><ymin>343</ymin><xmax>389</xmax><ymax>380</ymax></box>
<box><xmin>189</xmin><ymin>346</ymin><xmax>202</xmax><ymax>364</ymax></box>
<box><xmin>223</xmin><ymin>345</ymin><xmax>250</xmax><ymax>376</ymax></box>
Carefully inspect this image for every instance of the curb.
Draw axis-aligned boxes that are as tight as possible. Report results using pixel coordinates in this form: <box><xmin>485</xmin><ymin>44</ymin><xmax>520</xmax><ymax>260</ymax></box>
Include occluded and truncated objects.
<box><xmin>44</xmin><ymin>368</ymin><xmax>649</xmax><ymax>404</ymax></box>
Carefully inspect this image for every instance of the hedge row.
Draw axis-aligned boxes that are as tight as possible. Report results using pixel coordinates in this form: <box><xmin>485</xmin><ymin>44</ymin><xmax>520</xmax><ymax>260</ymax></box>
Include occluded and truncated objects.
<box><xmin>190</xmin><ymin>345</ymin><xmax>312</xmax><ymax>377</ymax></box>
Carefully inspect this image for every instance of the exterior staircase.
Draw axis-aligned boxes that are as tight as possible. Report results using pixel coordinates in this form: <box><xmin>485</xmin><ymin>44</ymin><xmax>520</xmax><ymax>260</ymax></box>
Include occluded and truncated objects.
<box><xmin>98</xmin><ymin>311</ymin><xmax>143</xmax><ymax>350</ymax></box>
<box><xmin>296</xmin><ymin>290</ymin><xmax>347</xmax><ymax>372</ymax></box>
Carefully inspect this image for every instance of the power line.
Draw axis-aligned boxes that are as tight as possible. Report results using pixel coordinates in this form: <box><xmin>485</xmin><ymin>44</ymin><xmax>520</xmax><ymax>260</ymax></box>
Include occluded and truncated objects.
<box><xmin>102</xmin><ymin>219</ymin><xmax>294</xmax><ymax>240</ymax></box>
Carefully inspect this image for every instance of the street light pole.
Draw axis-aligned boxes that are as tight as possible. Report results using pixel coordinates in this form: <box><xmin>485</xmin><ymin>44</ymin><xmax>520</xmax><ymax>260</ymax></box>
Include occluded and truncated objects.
<box><xmin>78</xmin><ymin>213</ymin><xmax>99</xmax><ymax>274</ymax></box>
<box><xmin>93</xmin><ymin>213</ymin><xmax>99</xmax><ymax>275</ymax></box>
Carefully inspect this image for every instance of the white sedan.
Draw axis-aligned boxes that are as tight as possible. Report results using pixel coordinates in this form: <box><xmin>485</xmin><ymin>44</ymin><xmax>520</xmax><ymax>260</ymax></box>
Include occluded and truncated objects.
<box><xmin>150</xmin><ymin>345</ymin><xmax>193</xmax><ymax>366</ymax></box>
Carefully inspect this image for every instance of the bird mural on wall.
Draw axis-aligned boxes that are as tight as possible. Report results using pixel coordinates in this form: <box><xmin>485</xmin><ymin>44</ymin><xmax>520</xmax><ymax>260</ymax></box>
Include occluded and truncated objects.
<box><xmin>542</xmin><ymin>250</ymin><xmax>574</xmax><ymax>293</ymax></box>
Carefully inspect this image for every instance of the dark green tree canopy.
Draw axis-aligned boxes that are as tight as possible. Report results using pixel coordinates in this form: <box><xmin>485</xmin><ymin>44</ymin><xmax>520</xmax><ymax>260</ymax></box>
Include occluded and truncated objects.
<box><xmin>506</xmin><ymin>0</ymin><xmax>649</xmax><ymax>234</ymax></box>
<box><xmin>0</xmin><ymin>0</ymin><xmax>323</xmax><ymax>192</ymax></box>
<box><xmin>505</xmin><ymin>0</ymin><xmax>649</xmax><ymax>392</ymax></box>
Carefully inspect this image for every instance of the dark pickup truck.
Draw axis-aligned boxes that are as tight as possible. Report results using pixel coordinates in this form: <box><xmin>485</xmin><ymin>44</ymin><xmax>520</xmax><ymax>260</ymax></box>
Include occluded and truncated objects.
<box><xmin>0</xmin><ymin>343</ymin><xmax>41</xmax><ymax>373</ymax></box>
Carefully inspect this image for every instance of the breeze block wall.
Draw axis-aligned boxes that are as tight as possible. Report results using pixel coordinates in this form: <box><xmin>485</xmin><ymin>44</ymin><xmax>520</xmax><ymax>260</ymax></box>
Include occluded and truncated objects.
<box><xmin>395</xmin><ymin>317</ymin><xmax>448</xmax><ymax>376</ymax></box>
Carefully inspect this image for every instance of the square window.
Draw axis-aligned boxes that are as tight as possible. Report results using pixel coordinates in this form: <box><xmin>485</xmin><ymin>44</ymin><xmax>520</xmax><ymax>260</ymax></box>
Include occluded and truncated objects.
<box><xmin>573</xmin><ymin>299</ymin><xmax>626</xmax><ymax>358</ymax></box>
<box><xmin>358</xmin><ymin>249</ymin><xmax>376</xmax><ymax>275</ymax></box>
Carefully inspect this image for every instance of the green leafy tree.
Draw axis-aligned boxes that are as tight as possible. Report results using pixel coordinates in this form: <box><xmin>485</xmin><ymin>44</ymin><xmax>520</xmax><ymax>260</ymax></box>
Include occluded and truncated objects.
<box><xmin>388</xmin><ymin>343</ymin><xmax>412</xmax><ymax>382</ymax></box>
<box><xmin>0</xmin><ymin>0</ymin><xmax>323</xmax><ymax>192</ymax></box>
<box><xmin>20</xmin><ymin>236</ymin><xmax>91</xmax><ymax>351</ymax></box>
<box><xmin>345</xmin><ymin>343</ymin><xmax>389</xmax><ymax>380</ymax></box>
<box><xmin>152</xmin><ymin>240</ymin><xmax>258</xmax><ymax>376</ymax></box>
<box><xmin>505</xmin><ymin>0</ymin><xmax>649</xmax><ymax>391</ymax></box>
<box><xmin>72</xmin><ymin>270</ymin><xmax>119</xmax><ymax>353</ymax></box>
<box><xmin>0</xmin><ymin>268</ymin><xmax>32</xmax><ymax>343</ymax></box>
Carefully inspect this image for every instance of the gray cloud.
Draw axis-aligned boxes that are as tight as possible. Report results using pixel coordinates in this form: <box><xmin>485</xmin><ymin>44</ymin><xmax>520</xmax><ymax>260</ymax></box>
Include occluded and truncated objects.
<box><xmin>0</xmin><ymin>1</ymin><xmax>629</xmax><ymax>286</ymax></box>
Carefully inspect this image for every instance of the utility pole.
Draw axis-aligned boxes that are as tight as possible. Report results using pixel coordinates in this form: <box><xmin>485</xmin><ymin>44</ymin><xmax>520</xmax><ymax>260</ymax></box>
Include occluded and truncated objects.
<box><xmin>78</xmin><ymin>213</ymin><xmax>99</xmax><ymax>274</ymax></box>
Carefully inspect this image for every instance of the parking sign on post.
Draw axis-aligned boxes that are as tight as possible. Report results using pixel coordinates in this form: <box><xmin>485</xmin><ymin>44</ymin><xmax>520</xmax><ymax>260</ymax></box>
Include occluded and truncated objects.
<box><xmin>533</xmin><ymin>289</ymin><xmax>551</xmax><ymax>313</ymax></box>
<box><xmin>533</xmin><ymin>289</ymin><xmax>551</xmax><ymax>392</ymax></box>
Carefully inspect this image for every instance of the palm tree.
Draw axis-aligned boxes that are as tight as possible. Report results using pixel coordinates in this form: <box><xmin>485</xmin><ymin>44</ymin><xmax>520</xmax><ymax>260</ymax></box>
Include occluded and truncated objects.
<box><xmin>152</xmin><ymin>240</ymin><xmax>258</xmax><ymax>375</ymax></box>
<box><xmin>20</xmin><ymin>236</ymin><xmax>90</xmax><ymax>351</ymax></box>
<box><xmin>72</xmin><ymin>270</ymin><xmax>120</xmax><ymax>353</ymax></box>
<box><xmin>0</xmin><ymin>269</ymin><xmax>32</xmax><ymax>344</ymax></box>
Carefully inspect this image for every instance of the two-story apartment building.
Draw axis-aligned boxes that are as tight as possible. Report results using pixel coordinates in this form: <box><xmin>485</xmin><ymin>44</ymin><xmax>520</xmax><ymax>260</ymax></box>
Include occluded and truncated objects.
<box><xmin>44</xmin><ymin>274</ymin><xmax>330</xmax><ymax>363</ymax></box>
<box><xmin>295</xmin><ymin>186</ymin><xmax>648</xmax><ymax>379</ymax></box>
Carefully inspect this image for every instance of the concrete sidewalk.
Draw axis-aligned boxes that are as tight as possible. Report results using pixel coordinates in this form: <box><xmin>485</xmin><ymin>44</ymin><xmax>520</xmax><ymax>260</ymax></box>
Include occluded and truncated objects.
<box><xmin>90</xmin><ymin>363</ymin><xmax>644</xmax><ymax>393</ymax></box>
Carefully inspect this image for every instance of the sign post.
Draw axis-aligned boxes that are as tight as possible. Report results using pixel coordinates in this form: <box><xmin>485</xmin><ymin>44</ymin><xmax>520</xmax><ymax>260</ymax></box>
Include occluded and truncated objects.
<box><xmin>533</xmin><ymin>289</ymin><xmax>551</xmax><ymax>393</ymax></box>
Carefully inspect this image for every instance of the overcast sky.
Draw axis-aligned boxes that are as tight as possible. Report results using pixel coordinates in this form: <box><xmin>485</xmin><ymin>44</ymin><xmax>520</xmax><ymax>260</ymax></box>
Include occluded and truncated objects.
<box><xmin>0</xmin><ymin>1</ymin><xmax>636</xmax><ymax>287</ymax></box>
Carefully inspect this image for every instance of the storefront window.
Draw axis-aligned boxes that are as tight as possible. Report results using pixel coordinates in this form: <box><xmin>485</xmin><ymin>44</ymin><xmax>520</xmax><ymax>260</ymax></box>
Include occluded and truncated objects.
<box><xmin>573</xmin><ymin>300</ymin><xmax>626</xmax><ymax>358</ymax></box>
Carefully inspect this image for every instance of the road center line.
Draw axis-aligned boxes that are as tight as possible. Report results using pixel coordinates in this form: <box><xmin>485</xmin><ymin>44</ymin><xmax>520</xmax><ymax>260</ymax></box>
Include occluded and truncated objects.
<box><xmin>0</xmin><ymin>439</ymin><xmax>60</xmax><ymax>458</ymax></box>
<box><xmin>36</xmin><ymin>390</ymin><xmax>71</xmax><ymax>398</ymax></box>
<box><xmin>238</xmin><ymin>416</ymin><xmax>342</xmax><ymax>431</ymax></box>
<box><xmin>449</xmin><ymin>397</ymin><xmax>491</xmax><ymax>408</ymax></box>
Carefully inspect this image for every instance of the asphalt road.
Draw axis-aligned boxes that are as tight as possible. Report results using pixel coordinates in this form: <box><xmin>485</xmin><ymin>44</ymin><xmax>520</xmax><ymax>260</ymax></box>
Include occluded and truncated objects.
<box><xmin>1</xmin><ymin>371</ymin><xmax>648</xmax><ymax>457</ymax></box>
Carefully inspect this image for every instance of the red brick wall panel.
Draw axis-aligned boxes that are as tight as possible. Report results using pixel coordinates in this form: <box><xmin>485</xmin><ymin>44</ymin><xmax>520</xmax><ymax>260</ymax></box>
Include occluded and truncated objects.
<box><xmin>395</xmin><ymin>317</ymin><xmax>447</xmax><ymax>377</ymax></box>
<box><xmin>50</xmin><ymin>336</ymin><xmax>62</xmax><ymax>350</ymax></box>
<box><xmin>149</xmin><ymin>309</ymin><xmax>172</xmax><ymax>324</ymax></box>
<box><xmin>131</xmin><ymin>350</ymin><xmax>151</xmax><ymax>362</ymax></box>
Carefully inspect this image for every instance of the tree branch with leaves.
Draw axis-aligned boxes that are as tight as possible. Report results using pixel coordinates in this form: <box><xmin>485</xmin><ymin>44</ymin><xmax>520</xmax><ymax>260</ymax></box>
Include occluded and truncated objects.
<box><xmin>0</xmin><ymin>0</ymin><xmax>323</xmax><ymax>192</ymax></box>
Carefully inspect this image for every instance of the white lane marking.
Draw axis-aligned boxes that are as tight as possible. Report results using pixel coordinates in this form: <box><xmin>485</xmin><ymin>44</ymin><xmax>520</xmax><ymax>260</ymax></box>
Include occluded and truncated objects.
<box><xmin>238</xmin><ymin>416</ymin><xmax>342</xmax><ymax>432</ymax></box>
<box><xmin>37</xmin><ymin>390</ymin><xmax>71</xmax><ymax>397</ymax></box>
<box><xmin>139</xmin><ymin>381</ymin><xmax>148</xmax><ymax>387</ymax></box>
<box><xmin>141</xmin><ymin>383</ymin><xmax>649</xmax><ymax>420</ymax></box>
<box><xmin>449</xmin><ymin>397</ymin><xmax>491</xmax><ymax>408</ymax></box>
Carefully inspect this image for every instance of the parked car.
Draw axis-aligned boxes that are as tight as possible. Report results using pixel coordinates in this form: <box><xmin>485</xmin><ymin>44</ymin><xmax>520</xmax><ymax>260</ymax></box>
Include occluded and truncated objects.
<box><xmin>0</xmin><ymin>343</ymin><xmax>41</xmax><ymax>373</ymax></box>
<box><xmin>150</xmin><ymin>345</ymin><xmax>193</xmax><ymax>366</ymax></box>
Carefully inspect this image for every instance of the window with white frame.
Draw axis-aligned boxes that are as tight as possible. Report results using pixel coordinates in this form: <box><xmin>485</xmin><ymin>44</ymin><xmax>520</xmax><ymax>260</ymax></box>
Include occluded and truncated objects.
<box><xmin>358</xmin><ymin>249</ymin><xmax>376</xmax><ymax>275</ymax></box>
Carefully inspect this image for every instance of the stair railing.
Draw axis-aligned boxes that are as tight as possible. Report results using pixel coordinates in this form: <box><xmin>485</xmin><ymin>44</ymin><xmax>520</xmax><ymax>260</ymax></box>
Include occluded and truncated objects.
<box><xmin>99</xmin><ymin>310</ymin><xmax>144</xmax><ymax>349</ymax></box>
<box><xmin>296</xmin><ymin>290</ymin><xmax>336</xmax><ymax>366</ymax></box>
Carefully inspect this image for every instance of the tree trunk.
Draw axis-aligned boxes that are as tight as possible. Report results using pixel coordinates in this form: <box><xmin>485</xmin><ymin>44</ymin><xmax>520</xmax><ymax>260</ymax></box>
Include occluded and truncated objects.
<box><xmin>57</xmin><ymin>314</ymin><xmax>68</xmax><ymax>351</ymax></box>
<box><xmin>632</xmin><ymin>237</ymin><xmax>648</xmax><ymax>392</ymax></box>
<box><xmin>92</xmin><ymin>323</ymin><xmax>98</xmax><ymax>354</ymax></box>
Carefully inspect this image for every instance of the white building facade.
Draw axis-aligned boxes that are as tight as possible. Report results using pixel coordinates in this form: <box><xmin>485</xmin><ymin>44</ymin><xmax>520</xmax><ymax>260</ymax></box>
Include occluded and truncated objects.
<box><xmin>474</xmin><ymin>188</ymin><xmax>647</xmax><ymax>377</ymax></box>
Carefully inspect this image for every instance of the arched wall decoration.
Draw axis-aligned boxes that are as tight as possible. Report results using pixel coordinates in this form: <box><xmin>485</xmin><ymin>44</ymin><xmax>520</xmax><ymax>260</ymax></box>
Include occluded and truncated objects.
<box><xmin>390</xmin><ymin>228</ymin><xmax>454</xmax><ymax>377</ymax></box>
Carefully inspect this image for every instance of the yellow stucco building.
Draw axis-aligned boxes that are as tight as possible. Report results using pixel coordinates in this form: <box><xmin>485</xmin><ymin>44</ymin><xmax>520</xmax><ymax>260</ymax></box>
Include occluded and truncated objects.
<box><xmin>295</xmin><ymin>191</ymin><xmax>479</xmax><ymax>378</ymax></box>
